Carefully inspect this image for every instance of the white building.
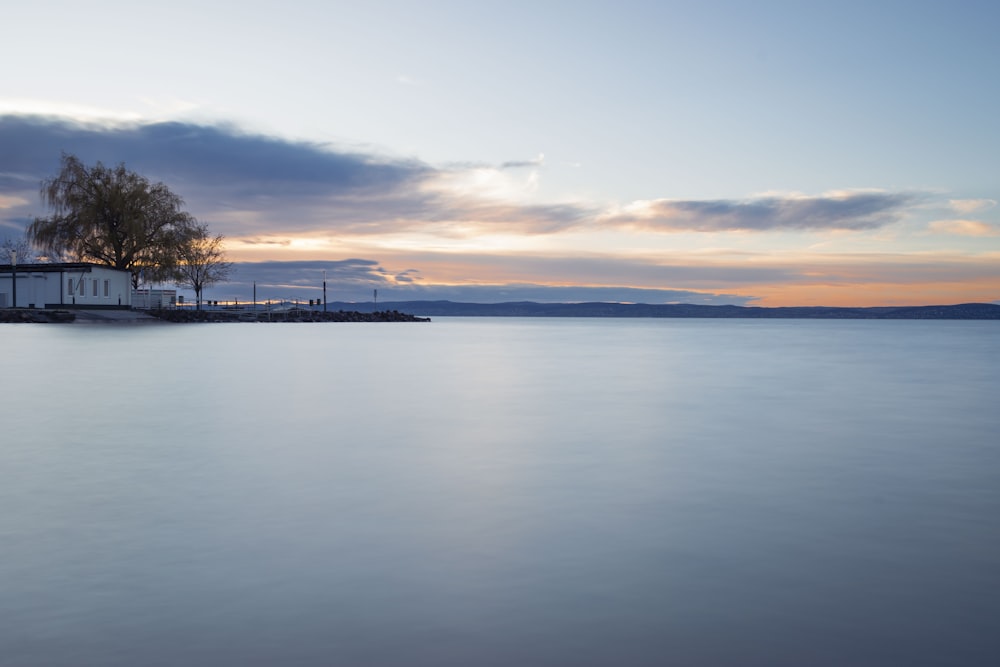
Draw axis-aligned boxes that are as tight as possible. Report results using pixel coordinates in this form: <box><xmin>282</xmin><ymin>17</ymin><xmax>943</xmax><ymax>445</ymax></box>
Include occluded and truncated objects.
<box><xmin>0</xmin><ymin>263</ymin><xmax>133</xmax><ymax>309</ymax></box>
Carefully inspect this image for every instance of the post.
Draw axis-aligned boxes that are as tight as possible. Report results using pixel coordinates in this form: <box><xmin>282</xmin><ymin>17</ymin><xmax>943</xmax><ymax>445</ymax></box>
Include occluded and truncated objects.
<box><xmin>323</xmin><ymin>270</ymin><xmax>327</xmax><ymax>312</ymax></box>
<box><xmin>9</xmin><ymin>250</ymin><xmax>15</xmax><ymax>309</ymax></box>
<box><xmin>253</xmin><ymin>281</ymin><xmax>257</xmax><ymax>311</ymax></box>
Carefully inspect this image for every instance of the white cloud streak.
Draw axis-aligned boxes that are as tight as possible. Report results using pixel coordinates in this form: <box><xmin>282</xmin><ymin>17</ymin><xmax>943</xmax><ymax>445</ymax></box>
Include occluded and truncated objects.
<box><xmin>949</xmin><ymin>199</ymin><xmax>996</xmax><ymax>214</ymax></box>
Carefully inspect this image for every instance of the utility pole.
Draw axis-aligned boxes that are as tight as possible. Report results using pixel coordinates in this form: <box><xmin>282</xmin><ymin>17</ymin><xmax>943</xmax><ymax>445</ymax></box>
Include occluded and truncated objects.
<box><xmin>9</xmin><ymin>250</ymin><xmax>16</xmax><ymax>308</ymax></box>
<box><xmin>323</xmin><ymin>270</ymin><xmax>327</xmax><ymax>312</ymax></box>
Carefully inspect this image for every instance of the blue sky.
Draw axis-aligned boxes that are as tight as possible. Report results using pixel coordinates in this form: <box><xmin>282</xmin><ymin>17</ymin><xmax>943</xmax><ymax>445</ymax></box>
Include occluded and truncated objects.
<box><xmin>2</xmin><ymin>0</ymin><xmax>998</xmax><ymax>305</ymax></box>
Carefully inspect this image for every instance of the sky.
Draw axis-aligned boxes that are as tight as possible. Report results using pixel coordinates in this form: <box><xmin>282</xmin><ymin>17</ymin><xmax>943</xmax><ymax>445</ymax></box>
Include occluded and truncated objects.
<box><xmin>1</xmin><ymin>0</ymin><xmax>999</xmax><ymax>306</ymax></box>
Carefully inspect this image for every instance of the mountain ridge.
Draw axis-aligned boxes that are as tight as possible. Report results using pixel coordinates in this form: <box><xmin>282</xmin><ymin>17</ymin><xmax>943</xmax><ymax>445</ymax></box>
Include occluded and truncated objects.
<box><xmin>322</xmin><ymin>301</ymin><xmax>1000</xmax><ymax>319</ymax></box>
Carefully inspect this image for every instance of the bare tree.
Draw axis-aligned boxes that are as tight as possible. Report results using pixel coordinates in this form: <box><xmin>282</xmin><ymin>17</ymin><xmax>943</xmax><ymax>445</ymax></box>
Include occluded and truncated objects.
<box><xmin>174</xmin><ymin>226</ymin><xmax>233</xmax><ymax>309</ymax></box>
<box><xmin>1</xmin><ymin>235</ymin><xmax>43</xmax><ymax>264</ymax></box>
<box><xmin>28</xmin><ymin>153</ymin><xmax>198</xmax><ymax>287</ymax></box>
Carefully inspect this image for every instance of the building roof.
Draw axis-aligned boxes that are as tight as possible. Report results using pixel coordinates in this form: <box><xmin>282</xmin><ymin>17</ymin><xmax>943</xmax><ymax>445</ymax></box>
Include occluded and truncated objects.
<box><xmin>0</xmin><ymin>262</ymin><xmax>129</xmax><ymax>274</ymax></box>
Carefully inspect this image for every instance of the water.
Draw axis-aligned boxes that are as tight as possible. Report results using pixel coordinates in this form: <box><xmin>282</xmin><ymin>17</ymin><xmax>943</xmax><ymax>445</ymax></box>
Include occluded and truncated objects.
<box><xmin>2</xmin><ymin>318</ymin><xmax>998</xmax><ymax>666</ymax></box>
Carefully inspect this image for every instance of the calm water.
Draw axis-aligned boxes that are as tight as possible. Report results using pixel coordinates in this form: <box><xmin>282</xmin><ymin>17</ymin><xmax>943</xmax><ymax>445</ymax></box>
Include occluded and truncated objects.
<box><xmin>1</xmin><ymin>318</ymin><xmax>998</xmax><ymax>666</ymax></box>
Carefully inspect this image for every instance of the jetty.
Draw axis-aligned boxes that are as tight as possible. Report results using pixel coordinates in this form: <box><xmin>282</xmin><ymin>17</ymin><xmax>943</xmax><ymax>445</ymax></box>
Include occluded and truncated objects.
<box><xmin>0</xmin><ymin>307</ymin><xmax>429</xmax><ymax>324</ymax></box>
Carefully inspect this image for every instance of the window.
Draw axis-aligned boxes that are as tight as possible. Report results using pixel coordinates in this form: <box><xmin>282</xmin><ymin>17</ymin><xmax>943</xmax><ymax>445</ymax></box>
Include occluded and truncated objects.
<box><xmin>79</xmin><ymin>279</ymin><xmax>85</xmax><ymax>296</ymax></box>
<box><xmin>104</xmin><ymin>280</ymin><xmax>110</xmax><ymax>297</ymax></box>
<box><xmin>68</xmin><ymin>278</ymin><xmax>73</xmax><ymax>293</ymax></box>
<box><xmin>93</xmin><ymin>280</ymin><xmax>98</xmax><ymax>297</ymax></box>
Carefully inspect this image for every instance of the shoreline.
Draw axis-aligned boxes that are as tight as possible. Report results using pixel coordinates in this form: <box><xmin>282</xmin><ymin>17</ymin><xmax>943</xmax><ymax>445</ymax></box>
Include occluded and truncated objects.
<box><xmin>3</xmin><ymin>300</ymin><xmax>1000</xmax><ymax>323</ymax></box>
<box><xmin>0</xmin><ymin>308</ymin><xmax>431</xmax><ymax>324</ymax></box>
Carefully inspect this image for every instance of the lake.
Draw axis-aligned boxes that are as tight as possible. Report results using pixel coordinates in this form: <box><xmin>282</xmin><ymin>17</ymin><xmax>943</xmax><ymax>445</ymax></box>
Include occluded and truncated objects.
<box><xmin>2</xmin><ymin>317</ymin><xmax>998</xmax><ymax>666</ymax></box>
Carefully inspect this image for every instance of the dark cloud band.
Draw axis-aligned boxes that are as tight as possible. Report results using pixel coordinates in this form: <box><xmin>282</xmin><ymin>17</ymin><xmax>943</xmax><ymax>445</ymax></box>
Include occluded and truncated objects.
<box><xmin>1</xmin><ymin>115</ymin><xmax>921</xmax><ymax>240</ymax></box>
<box><xmin>605</xmin><ymin>192</ymin><xmax>918</xmax><ymax>232</ymax></box>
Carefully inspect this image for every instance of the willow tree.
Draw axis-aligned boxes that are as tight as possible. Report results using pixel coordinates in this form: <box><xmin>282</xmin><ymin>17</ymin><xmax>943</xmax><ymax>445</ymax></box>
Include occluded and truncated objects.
<box><xmin>28</xmin><ymin>153</ymin><xmax>199</xmax><ymax>287</ymax></box>
<box><xmin>173</xmin><ymin>225</ymin><xmax>233</xmax><ymax>309</ymax></box>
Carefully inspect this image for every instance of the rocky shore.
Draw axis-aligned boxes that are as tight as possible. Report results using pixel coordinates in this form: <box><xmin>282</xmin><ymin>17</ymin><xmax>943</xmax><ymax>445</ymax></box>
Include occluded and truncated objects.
<box><xmin>147</xmin><ymin>308</ymin><xmax>430</xmax><ymax>323</ymax></box>
<box><xmin>0</xmin><ymin>309</ymin><xmax>76</xmax><ymax>323</ymax></box>
<box><xmin>0</xmin><ymin>308</ymin><xmax>429</xmax><ymax>323</ymax></box>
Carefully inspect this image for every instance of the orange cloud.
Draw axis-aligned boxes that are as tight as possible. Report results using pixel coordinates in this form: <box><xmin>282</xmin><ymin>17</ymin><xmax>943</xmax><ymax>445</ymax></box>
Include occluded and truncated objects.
<box><xmin>744</xmin><ymin>280</ymin><xmax>1000</xmax><ymax>307</ymax></box>
<box><xmin>928</xmin><ymin>219</ymin><xmax>1000</xmax><ymax>237</ymax></box>
<box><xmin>0</xmin><ymin>194</ymin><xmax>29</xmax><ymax>209</ymax></box>
<box><xmin>312</xmin><ymin>247</ymin><xmax>1000</xmax><ymax>307</ymax></box>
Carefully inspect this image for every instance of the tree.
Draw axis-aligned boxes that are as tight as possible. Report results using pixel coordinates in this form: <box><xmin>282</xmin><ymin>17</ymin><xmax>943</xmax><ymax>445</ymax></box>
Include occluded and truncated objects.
<box><xmin>1</xmin><ymin>235</ymin><xmax>43</xmax><ymax>264</ymax></box>
<box><xmin>28</xmin><ymin>153</ymin><xmax>199</xmax><ymax>288</ymax></box>
<box><xmin>174</xmin><ymin>225</ymin><xmax>233</xmax><ymax>309</ymax></box>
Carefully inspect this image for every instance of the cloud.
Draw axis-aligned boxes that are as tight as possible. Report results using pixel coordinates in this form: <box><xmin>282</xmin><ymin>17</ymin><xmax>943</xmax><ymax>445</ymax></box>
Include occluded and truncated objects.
<box><xmin>949</xmin><ymin>198</ymin><xmax>996</xmax><ymax>214</ymax></box>
<box><xmin>0</xmin><ymin>116</ymin><xmax>427</xmax><ymax>196</ymax></box>
<box><xmin>232</xmin><ymin>259</ymin><xmax>387</xmax><ymax>289</ymax></box>
<box><xmin>0</xmin><ymin>194</ymin><xmax>28</xmax><ymax>209</ymax></box>
<box><xmin>4</xmin><ymin>113</ymin><xmax>989</xmax><ymax>308</ymax></box>
<box><xmin>1</xmin><ymin>115</ymin><xmax>929</xmax><ymax>244</ymax></box>
<box><xmin>500</xmin><ymin>154</ymin><xmax>545</xmax><ymax>169</ymax></box>
<box><xmin>603</xmin><ymin>191</ymin><xmax>917</xmax><ymax>232</ymax></box>
<box><xmin>218</xmin><ymin>259</ymin><xmax>758</xmax><ymax>305</ymax></box>
<box><xmin>204</xmin><ymin>250</ymin><xmax>1000</xmax><ymax>306</ymax></box>
<box><xmin>0</xmin><ymin>115</ymin><xmax>423</xmax><ymax>228</ymax></box>
<box><xmin>928</xmin><ymin>219</ymin><xmax>1000</xmax><ymax>237</ymax></box>
<box><xmin>394</xmin><ymin>269</ymin><xmax>421</xmax><ymax>283</ymax></box>
<box><xmin>207</xmin><ymin>250</ymin><xmax>802</xmax><ymax>304</ymax></box>
<box><xmin>374</xmin><ymin>283</ymin><xmax>756</xmax><ymax>306</ymax></box>
<box><xmin>237</xmin><ymin>237</ymin><xmax>293</xmax><ymax>246</ymax></box>
<box><xmin>0</xmin><ymin>114</ymin><xmax>587</xmax><ymax>238</ymax></box>
<box><xmin>413</xmin><ymin>196</ymin><xmax>592</xmax><ymax>233</ymax></box>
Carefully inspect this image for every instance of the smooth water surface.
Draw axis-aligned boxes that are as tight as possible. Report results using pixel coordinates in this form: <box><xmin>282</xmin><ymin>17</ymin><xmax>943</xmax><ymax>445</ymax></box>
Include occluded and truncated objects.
<box><xmin>2</xmin><ymin>318</ymin><xmax>998</xmax><ymax>666</ymax></box>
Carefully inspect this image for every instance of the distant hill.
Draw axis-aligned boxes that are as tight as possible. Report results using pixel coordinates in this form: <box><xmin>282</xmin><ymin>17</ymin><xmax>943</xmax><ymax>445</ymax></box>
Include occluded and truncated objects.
<box><xmin>323</xmin><ymin>301</ymin><xmax>1000</xmax><ymax>319</ymax></box>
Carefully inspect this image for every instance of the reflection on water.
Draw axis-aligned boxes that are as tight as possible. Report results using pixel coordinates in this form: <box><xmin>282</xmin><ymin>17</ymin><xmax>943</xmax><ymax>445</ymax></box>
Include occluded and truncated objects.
<box><xmin>2</xmin><ymin>319</ymin><xmax>998</xmax><ymax>666</ymax></box>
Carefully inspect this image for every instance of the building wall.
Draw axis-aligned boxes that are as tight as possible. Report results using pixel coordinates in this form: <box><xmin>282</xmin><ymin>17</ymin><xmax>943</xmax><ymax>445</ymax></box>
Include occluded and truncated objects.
<box><xmin>0</xmin><ymin>265</ymin><xmax>132</xmax><ymax>308</ymax></box>
<box><xmin>63</xmin><ymin>267</ymin><xmax>131</xmax><ymax>307</ymax></box>
<box><xmin>0</xmin><ymin>271</ymin><xmax>56</xmax><ymax>308</ymax></box>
